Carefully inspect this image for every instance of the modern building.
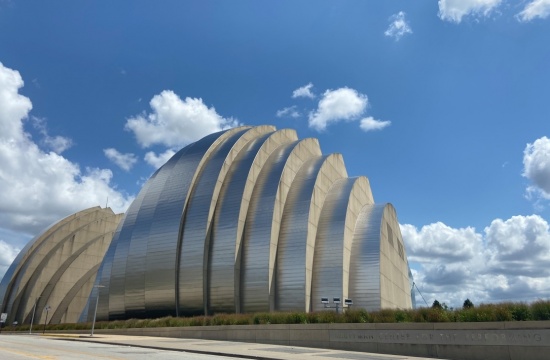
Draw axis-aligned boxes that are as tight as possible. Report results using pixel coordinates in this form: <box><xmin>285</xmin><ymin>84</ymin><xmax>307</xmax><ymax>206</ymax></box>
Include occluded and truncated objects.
<box><xmin>0</xmin><ymin>207</ymin><xmax>123</xmax><ymax>326</ymax></box>
<box><xmin>1</xmin><ymin>125</ymin><xmax>412</xmax><ymax>325</ymax></box>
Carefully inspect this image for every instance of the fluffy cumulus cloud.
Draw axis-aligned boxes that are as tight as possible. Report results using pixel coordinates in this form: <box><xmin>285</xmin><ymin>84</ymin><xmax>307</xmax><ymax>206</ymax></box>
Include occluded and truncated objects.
<box><xmin>384</xmin><ymin>11</ymin><xmax>412</xmax><ymax>41</ymax></box>
<box><xmin>0</xmin><ymin>239</ymin><xmax>19</xmax><ymax>279</ymax></box>
<box><xmin>0</xmin><ymin>62</ymin><xmax>133</xmax><ymax>249</ymax></box>
<box><xmin>292</xmin><ymin>83</ymin><xmax>315</xmax><ymax>99</ymax></box>
<box><xmin>144</xmin><ymin>149</ymin><xmax>176</xmax><ymax>169</ymax></box>
<box><xmin>104</xmin><ymin>148</ymin><xmax>138</xmax><ymax>171</ymax></box>
<box><xmin>308</xmin><ymin>87</ymin><xmax>368</xmax><ymax>131</ymax></box>
<box><xmin>125</xmin><ymin>90</ymin><xmax>240</xmax><ymax>149</ymax></box>
<box><xmin>438</xmin><ymin>0</ymin><xmax>502</xmax><ymax>23</ymax></box>
<box><xmin>32</xmin><ymin>117</ymin><xmax>73</xmax><ymax>154</ymax></box>
<box><xmin>523</xmin><ymin>136</ymin><xmax>550</xmax><ymax>200</ymax></box>
<box><xmin>402</xmin><ymin>214</ymin><xmax>550</xmax><ymax>307</ymax></box>
<box><xmin>359</xmin><ymin>117</ymin><xmax>391</xmax><ymax>132</ymax></box>
<box><xmin>518</xmin><ymin>0</ymin><xmax>550</xmax><ymax>21</ymax></box>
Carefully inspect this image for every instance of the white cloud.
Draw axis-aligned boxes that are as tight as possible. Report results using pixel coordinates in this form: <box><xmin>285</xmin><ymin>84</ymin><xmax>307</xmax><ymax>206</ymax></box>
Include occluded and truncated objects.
<box><xmin>517</xmin><ymin>0</ymin><xmax>550</xmax><ymax>21</ymax></box>
<box><xmin>308</xmin><ymin>87</ymin><xmax>368</xmax><ymax>131</ymax></box>
<box><xmin>523</xmin><ymin>136</ymin><xmax>550</xmax><ymax>200</ymax></box>
<box><xmin>32</xmin><ymin>117</ymin><xmax>73</xmax><ymax>154</ymax></box>
<box><xmin>292</xmin><ymin>83</ymin><xmax>315</xmax><ymax>99</ymax></box>
<box><xmin>438</xmin><ymin>0</ymin><xmax>502</xmax><ymax>23</ymax></box>
<box><xmin>485</xmin><ymin>215</ymin><xmax>550</xmax><ymax>265</ymax></box>
<box><xmin>0</xmin><ymin>62</ymin><xmax>133</xmax><ymax>242</ymax></box>
<box><xmin>384</xmin><ymin>11</ymin><xmax>412</xmax><ymax>41</ymax></box>
<box><xmin>144</xmin><ymin>149</ymin><xmax>176</xmax><ymax>169</ymax></box>
<box><xmin>276</xmin><ymin>105</ymin><xmax>301</xmax><ymax>118</ymax></box>
<box><xmin>104</xmin><ymin>148</ymin><xmax>138</xmax><ymax>171</ymax></box>
<box><xmin>403</xmin><ymin>214</ymin><xmax>550</xmax><ymax>307</ymax></box>
<box><xmin>0</xmin><ymin>62</ymin><xmax>31</xmax><ymax>142</ymax></box>
<box><xmin>359</xmin><ymin>117</ymin><xmax>391</xmax><ymax>132</ymax></box>
<box><xmin>125</xmin><ymin>90</ymin><xmax>241</xmax><ymax>149</ymax></box>
<box><xmin>402</xmin><ymin>222</ymin><xmax>482</xmax><ymax>263</ymax></box>
<box><xmin>0</xmin><ymin>239</ymin><xmax>19</xmax><ymax>279</ymax></box>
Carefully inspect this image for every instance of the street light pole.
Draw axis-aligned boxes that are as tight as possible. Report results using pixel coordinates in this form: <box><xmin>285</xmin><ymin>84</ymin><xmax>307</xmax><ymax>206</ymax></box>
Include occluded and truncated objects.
<box><xmin>90</xmin><ymin>285</ymin><xmax>105</xmax><ymax>337</ymax></box>
<box><xmin>42</xmin><ymin>305</ymin><xmax>50</xmax><ymax>334</ymax></box>
<box><xmin>29</xmin><ymin>296</ymin><xmax>41</xmax><ymax>334</ymax></box>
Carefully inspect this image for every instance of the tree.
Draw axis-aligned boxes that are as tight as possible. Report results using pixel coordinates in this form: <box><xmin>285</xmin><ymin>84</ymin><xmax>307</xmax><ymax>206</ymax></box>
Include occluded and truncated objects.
<box><xmin>463</xmin><ymin>298</ymin><xmax>474</xmax><ymax>309</ymax></box>
<box><xmin>432</xmin><ymin>300</ymin><xmax>442</xmax><ymax>309</ymax></box>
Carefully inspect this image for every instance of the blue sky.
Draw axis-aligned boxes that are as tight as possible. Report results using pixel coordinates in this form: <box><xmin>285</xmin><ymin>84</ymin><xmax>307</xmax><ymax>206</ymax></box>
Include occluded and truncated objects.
<box><xmin>1</xmin><ymin>1</ymin><xmax>549</xmax><ymax>308</ymax></box>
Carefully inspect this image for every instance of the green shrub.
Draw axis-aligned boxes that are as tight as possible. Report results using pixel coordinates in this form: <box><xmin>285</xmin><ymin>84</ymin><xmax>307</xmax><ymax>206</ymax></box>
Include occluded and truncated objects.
<box><xmin>252</xmin><ymin>312</ymin><xmax>271</xmax><ymax>325</ymax></box>
<box><xmin>189</xmin><ymin>316</ymin><xmax>209</xmax><ymax>326</ymax></box>
<box><xmin>456</xmin><ymin>308</ymin><xmax>476</xmax><ymax>322</ymax></box>
<box><xmin>25</xmin><ymin>299</ymin><xmax>550</xmax><ymax>331</ymax></box>
<box><xmin>531</xmin><ymin>300</ymin><xmax>550</xmax><ymax>320</ymax></box>
<box><xmin>494</xmin><ymin>305</ymin><xmax>513</xmax><ymax>321</ymax></box>
<box><xmin>285</xmin><ymin>312</ymin><xmax>307</xmax><ymax>324</ymax></box>
<box><xmin>343</xmin><ymin>309</ymin><xmax>370</xmax><ymax>323</ymax></box>
<box><xmin>315</xmin><ymin>310</ymin><xmax>340</xmax><ymax>323</ymax></box>
<box><xmin>426</xmin><ymin>308</ymin><xmax>450</xmax><ymax>322</ymax></box>
<box><xmin>509</xmin><ymin>303</ymin><xmax>531</xmax><ymax>321</ymax></box>
<box><xmin>371</xmin><ymin>309</ymin><xmax>398</xmax><ymax>323</ymax></box>
<box><xmin>473</xmin><ymin>304</ymin><xmax>497</xmax><ymax>322</ymax></box>
<box><xmin>393</xmin><ymin>310</ymin><xmax>411</xmax><ymax>323</ymax></box>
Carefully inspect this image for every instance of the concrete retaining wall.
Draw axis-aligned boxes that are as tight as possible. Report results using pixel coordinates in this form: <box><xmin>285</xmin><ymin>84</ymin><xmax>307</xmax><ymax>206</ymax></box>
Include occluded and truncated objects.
<box><xmin>70</xmin><ymin>321</ymin><xmax>550</xmax><ymax>360</ymax></box>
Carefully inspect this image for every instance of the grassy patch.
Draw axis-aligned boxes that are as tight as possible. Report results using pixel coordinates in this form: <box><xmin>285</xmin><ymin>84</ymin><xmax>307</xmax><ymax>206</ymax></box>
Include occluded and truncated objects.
<box><xmin>7</xmin><ymin>300</ymin><xmax>550</xmax><ymax>332</ymax></box>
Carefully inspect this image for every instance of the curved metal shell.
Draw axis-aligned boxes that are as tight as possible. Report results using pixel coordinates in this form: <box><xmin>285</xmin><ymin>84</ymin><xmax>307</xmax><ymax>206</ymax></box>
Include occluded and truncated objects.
<box><xmin>0</xmin><ymin>207</ymin><xmax>122</xmax><ymax>325</ymax></box>
<box><xmin>208</xmin><ymin>128</ymin><xmax>297</xmax><ymax>313</ymax></box>
<box><xmin>1</xmin><ymin>124</ymin><xmax>413</xmax><ymax>325</ymax></box>
<box><xmin>240</xmin><ymin>137</ymin><xmax>322</xmax><ymax>312</ymax></box>
<box><xmin>275</xmin><ymin>153</ymin><xmax>348</xmax><ymax>312</ymax></box>
<box><xmin>310</xmin><ymin>176</ymin><xmax>374</xmax><ymax>312</ymax></box>
<box><xmin>349</xmin><ymin>203</ymin><xmax>412</xmax><ymax>311</ymax></box>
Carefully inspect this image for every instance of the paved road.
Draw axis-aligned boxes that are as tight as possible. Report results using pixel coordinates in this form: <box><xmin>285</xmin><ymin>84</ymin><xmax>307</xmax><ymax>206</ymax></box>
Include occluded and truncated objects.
<box><xmin>0</xmin><ymin>333</ymin><xmax>442</xmax><ymax>360</ymax></box>
<box><xmin>0</xmin><ymin>335</ymin><xmax>236</xmax><ymax>360</ymax></box>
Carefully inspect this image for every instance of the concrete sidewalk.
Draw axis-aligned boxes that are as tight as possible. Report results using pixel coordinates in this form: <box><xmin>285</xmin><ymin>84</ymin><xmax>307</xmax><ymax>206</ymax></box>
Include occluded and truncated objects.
<box><xmin>45</xmin><ymin>333</ymin><xmax>442</xmax><ymax>360</ymax></box>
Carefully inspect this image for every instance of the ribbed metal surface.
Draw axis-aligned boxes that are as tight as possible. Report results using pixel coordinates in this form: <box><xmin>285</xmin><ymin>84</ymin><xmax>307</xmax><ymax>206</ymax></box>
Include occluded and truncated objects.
<box><xmin>0</xmin><ymin>207</ymin><xmax>121</xmax><ymax>325</ymax></box>
<box><xmin>208</xmin><ymin>129</ymin><xmax>297</xmax><ymax>313</ymax></box>
<box><xmin>349</xmin><ymin>204</ymin><xmax>385</xmax><ymax>311</ymax></box>
<box><xmin>310</xmin><ymin>177</ymin><xmax>374</xmax><ymax>312</ymax></box>
<box><xmin>241</xmin><ymin>138</ymin><xmax>322</xmax><ymax>312</ymax></box>
<box><xmin>0</xmin><ymin>209</ymin><xmax>96</xmax><ymax>317</ymax></box>
<box><xmin>108</xmin><ymin>171</ymin><xmax>157</xmax><ymax>319</ymax></box>
<box><xmin>379</xmin><ymin>204</ymin><xmax>412</xmax><ymax>309</ymax></box>
<box><xmin>142</xmin><ymin>134</ymin><xmax>219</xmax><ymax>317</ymax></box>
<box><xmin>1</xmin><ymin>124</ymin><xmax>414</xmax><ymax>324</ymax></box>
<box><xmin>78</xmin><ymin>125</ymin><xmax>412</xmax><ymax>320</ymax></box>
<box><xmin>103</xmin><ymin>128</ymin><xmax>237</xmax><ymax>319</ymax></box>
<box><xmin>275</xmin><ymin>154</ymin><xmax>347</xmax><ymax>312</ymax></box>
<box><xmin>179</xmin><ymin>127</ymin><xmax>268</xmax><ymax>315</ymax></box>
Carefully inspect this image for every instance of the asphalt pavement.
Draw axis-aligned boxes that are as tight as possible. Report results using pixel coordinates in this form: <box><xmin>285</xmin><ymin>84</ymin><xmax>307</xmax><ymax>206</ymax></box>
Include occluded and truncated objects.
<box><xmin>43</xmin><ymin>333</ymin><xmax>441</xmax><ymax>360</ymax></box>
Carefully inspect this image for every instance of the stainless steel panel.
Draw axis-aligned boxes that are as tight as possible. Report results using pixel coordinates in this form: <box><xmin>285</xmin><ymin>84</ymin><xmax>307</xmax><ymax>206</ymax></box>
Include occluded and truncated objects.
<box><xmin>275</xmin><ymin>154</ymin><xmax>347</xmax><ymax>312</ymax></box>
<box><xmin>178</xmin><ymin>128</ymin><xmax>255</xmax><ymax>315</ymax></box>
<box><xmin>101</xmin><ymin>129</ymin><xmax>233</xmax><ymax>319</ymax></box>
<box><xmin>208</xmin><ymin>129</ymin><xmax>296</xmax><ymax>314</ymax></box>
<box><xmin>311</xmin><ymin>176</ymin><xmax>374</xmax><ymax>312</ymax></box>
<box><xmin>107</xmin><ymin>174</ymin><xmax>155</xmax><ymax>319</ymax></box>
<box><xmin>207</xmin><ymin>132</ymin><xmax>273</xmax><ymax>313</ymax></box>
<box><xmin>349</xmin><ymin>204</ymin><xmax>385</xmax><ymax>311</ymax></box>
<box><xmin>144</xmin><ymin>130</ymin><xmax>229</xmax><ymax>316</ymax></box>
<box><xmin>241</xmin><ymin>140</ymin><xmax>311</xmax><ymax>312</ymax></box>
<box><xmin>310</xmin><ymin>178</ymin><xmax>352</xmax><ymax>312</ymax></box>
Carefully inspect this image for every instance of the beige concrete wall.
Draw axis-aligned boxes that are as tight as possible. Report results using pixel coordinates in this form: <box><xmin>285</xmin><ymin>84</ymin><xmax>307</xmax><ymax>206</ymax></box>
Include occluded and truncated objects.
<box><xmin>77</xmin><ymin>321</ymin><xmax>550</xmax><ymax>360</ymax></box>
<box><xmin>2</xmin><ymin>207</ymin><xmax>122</xmax><ymax>325</ymax></box>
